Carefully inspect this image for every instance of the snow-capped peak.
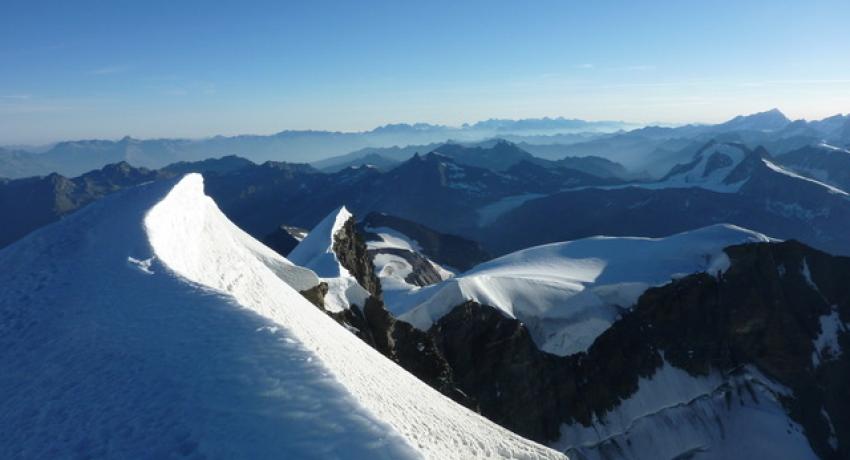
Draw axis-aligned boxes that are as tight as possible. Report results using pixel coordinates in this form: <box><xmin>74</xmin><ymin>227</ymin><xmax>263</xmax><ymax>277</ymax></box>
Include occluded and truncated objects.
<box><xmin>657</xmin><ymin>142</ymin><xmax>753</xmax><ymax>192</ymax></box>
<box><xmin>288</xmin><ymin>205</ymin><xmax>354</xmax><ymax>278</ymax></box>
<box><xmin>288</xmin><ymin>205</ymin><xmax>372</xmax><ymax>312</ymax></box>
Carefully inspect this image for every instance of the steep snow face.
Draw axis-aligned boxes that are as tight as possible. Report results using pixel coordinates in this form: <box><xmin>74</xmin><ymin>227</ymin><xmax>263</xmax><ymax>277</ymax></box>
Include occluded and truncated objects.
<box><xmin>288</xmin><ymin>206</ymin><xmax>370</xmax><ymax>312</ymax></box>
<box><xmin>0</xmin><ymin>174</ymin><xmax>564</xmax><ymax>460</ymax></box>
<box><xmin>553</xmin><ymin>362</ymin><xmax>818</xmax><ymax>460</ymax></box>
<box><xmin>389</xmin><ymin>224</ymin><xmax>772</xmax><ymax>356</ymax></box>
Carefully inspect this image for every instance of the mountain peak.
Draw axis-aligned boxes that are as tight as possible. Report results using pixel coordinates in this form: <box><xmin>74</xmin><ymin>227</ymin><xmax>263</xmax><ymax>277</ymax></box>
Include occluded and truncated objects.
<box><xmin>719</xmin><ymin>109</ymin><xmax>791</xmax><ymax>131</ymax></box>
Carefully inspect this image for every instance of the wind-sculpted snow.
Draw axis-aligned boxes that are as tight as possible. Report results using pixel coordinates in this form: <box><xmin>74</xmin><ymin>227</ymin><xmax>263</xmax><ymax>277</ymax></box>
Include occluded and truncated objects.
<box><xmin>0</xmin><ymin>174</ymin><xmax>564</xmax><ymax>459</ymax></box>
<box><xmin>387</xmin><ymin>224</ymin><xmax>772</xmax><ymax>356</ymax></box>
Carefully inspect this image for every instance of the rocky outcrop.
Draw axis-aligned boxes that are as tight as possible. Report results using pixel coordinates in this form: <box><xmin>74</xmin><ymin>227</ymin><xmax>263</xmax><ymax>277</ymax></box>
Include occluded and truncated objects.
<box><xmin>299</xmin><ymin>282</ymin><xmax>328</xmax><ymax>308</ymax></box>
<box><xmin>424</xmin><ymin>240</ymin><xmax>849</xmax><ymax>459</ymax></box>
<box><xmin>305</xmin><ymin>213</ymin><xmax>473</xmax><ymax>407</ymax></box>
<box><xmin>332</xmin><ymin>216</ymin><xmax>382</xmax><ymax>297</ymax></box>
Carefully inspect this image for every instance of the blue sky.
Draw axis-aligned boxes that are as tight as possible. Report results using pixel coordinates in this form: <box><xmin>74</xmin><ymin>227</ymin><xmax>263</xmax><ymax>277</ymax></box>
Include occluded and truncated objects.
<box><xmin>2</xmin><ymin>0</ymin><xmax>849</xmax><ymax>143</ymax></box>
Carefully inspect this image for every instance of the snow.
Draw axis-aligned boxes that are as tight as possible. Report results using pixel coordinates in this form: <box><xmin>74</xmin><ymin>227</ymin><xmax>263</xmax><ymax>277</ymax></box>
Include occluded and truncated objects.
<box><xmin>812</xmin><ymin>309</ymin><xmax>846</xmax><ymax>367</ymax></box>
<box><xmin>386</xmin><ymin>224</ymin><xmax>772</xmax><ymax>356</ymax></box>
<box><xmin>761</xmin><ymin>158</ymin><xmax>850</xmax><ymax>196</ymax></box>
<box><xmin>288</xmin><ymin>206</ymin><xmax>371</xmax><ymax>312</ymax></box>
<box><xmin>801</xmin><ymin>258</ymin><xmax>818</xmax><ymax>292</ymax></box>
<box><xmin>366</xmin><ymin>228</ymin><xmax>455</xmax><ymax>296</ymax></box>
<box><xmin>665</xmin><ymin>144</ymin><xmax>746</xmax><ymax>191</ymax></box>
<box><xmin>0</xmin><ymin>174</ymin><xmax>563</xmax><ymax>460</ymax></box>
<box><xmin>655</xmin><ymin>143</ymin><xmax>750</xmax><ymax>193</ymax></box>
<box><xmin>553</xmin><ymin>361</ymin><xmax>818</xmax><ymax>460</ymax></box>
<box><xmin>289</xmin><ymin>205</ymin><xmax>354</xmax><ymax>278</ymax></box>
<box><xmin>365</xmin><ymin>226</ymin><xmax>424</xmax><ymax>252</ymax></box>
<box><xmin>817</xmin><ymin>142</ymin><xmax>850</xmax><ymax>154</ymax></box>
<box><xmin>374</xmin><ymin>253</ymin><xmax>416</xmax><ymax>283</ymax></box>
<box><xmin>145</xmin><ymin>175</ymin><xmax>320</xmax><ymax>293</ymax></box>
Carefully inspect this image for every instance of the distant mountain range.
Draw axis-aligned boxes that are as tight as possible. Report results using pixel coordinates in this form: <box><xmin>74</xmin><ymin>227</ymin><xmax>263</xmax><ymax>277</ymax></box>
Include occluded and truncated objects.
<box><xmin>4</xmin><ymin>110</ymin><xmax>848</xmax><ymax>181</ymax></box>
<box><xmin>5</xmin><ymin>134</ymin><xmax>850</xmax><ymax>264</ymax></box>
<box><xmin>313</xmin><ymin>109</ymin><xmax>850</xmax><ymax>179</ymax></box>
<box><xmin>0</xmin><ymin>117</ymin><xmax>633</xmax><ymax>178</ymax></box>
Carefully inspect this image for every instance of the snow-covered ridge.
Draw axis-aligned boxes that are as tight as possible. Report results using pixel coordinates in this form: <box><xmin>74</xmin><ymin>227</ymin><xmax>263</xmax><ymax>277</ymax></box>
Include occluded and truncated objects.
<box><xmin>145</xmin><ymin>175</ymin><xmax>563</xmax><ymax>459</ymax></box>
<box><xmin>145</xmin><ymin>174</ymin><xmax>320</xmax><ymax>292</ymax></box>
<box><xmin>761</xmin><ymin>158</ymin><xmax>850</xmax><ymax>196</ymax></box>
<box><xmin>817</xmin><ymin>142</ymin><xmax>850</xmax><ymax>154</ymax></box>
<box><xmin>385</xmin><ymin>224</ymin><xmax>772</xmax><ymax>356</ymax></box>
<box><xmin>0</xmin><ymin>174</ymin><xmax>563</xmax><ymax>459</ymax></box>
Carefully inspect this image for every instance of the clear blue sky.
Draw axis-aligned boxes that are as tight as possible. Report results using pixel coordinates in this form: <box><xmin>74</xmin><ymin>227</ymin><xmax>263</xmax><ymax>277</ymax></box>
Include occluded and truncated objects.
<box><xmin>2</xmin><ymin>0</ymin><xmax>849</xmax><ymax>143</ymax></box>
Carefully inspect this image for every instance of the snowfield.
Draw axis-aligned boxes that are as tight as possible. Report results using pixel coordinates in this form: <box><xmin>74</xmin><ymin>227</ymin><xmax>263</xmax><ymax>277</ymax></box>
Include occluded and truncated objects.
<box><xmin>0</xmin><ymin>174</ymin><xmax>564</xmax><ymax>460</ymax></box>
<box><xmin>384</xmin><ymin>224</ymin><xmax>772</xmax><ymax>356</ymax></box>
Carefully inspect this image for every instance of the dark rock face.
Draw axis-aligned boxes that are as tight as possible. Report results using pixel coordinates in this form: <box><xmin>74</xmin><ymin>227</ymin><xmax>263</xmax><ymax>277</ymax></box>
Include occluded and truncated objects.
<box><xmin>423</xmin><ymin>241</ymin><xmax>849</xmax><ymax>459</ymax></box>
<box><xmin>299</xmin><ymin>282</ymin><xmax>328</xmax><ymax>308</ymax></box>
<box><xmin>332</xmin><ymin>216</ymin><xmax>382</xmax><ymax>297</ymax></box>
<box><xmin>430</xmin><ymin>301</ymin><xmax>568</xmax><ymax>440</ymax></box>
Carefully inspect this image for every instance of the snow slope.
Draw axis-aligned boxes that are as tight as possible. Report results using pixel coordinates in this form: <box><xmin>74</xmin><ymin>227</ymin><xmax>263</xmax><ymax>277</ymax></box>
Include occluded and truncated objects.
<box><xmin>386</xmin><ymin>224</ymin><xmax>772</xmax><ymax>356</ymax></box>
<box><xmin>288</xmin><ymin>206</ymin><xmax>370</xmax><ymax>312</ymax></box>
<box><xmin>0</xmin><ymin>174</ymin><xmax>563</xmax><ymax>460</ymax></box>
